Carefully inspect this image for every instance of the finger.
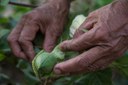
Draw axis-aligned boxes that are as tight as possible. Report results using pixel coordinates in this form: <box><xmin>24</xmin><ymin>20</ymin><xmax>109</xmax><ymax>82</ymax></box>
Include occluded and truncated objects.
<box><xmin>43</xmin><ymin>25</ymin><xmax>62</xmax><ymax>52</ymax></box>
<box><xmin>9</xmin><ymin>42</ymin><xmax>27</xmax><ymax>60</ymax></box>
<box><xmin>7</xmin><ymin>17</ymin><xmax>28</xmax><ymax>60</ymax></box>
<box><xmin>54</xmin><ymin>46</ymin><xmax>106</xmax><ymax>75</ymax></box>
<box><xmin>68</xmin><ymin>55</ymin><xmax>112</xmax><ymax>75</ymax></box>
<box><xmin>60</xmin><ymin>24</ymin><xmax>104</xmax><ymax>52</ymax></box>
<box><xmin>71</xmin><ymin>46</ymin><xmax>128</xmax><ymax>74</ymax></box>
<box><xmin>19</xmin><ymin>22</ymin><xmax>39</xmax><ymax>61</ymax></box>
<box><xmin>73</xmin><ymin>17</ymin><xmax>97</xmax><ymax>38</ymax></box>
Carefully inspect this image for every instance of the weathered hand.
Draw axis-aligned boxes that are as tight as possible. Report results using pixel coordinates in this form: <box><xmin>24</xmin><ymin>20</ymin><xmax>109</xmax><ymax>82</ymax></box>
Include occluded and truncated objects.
<box><xmin>7</xmin><ymin>0</ymin><xmax>69</xmax><ymax>61</ymax></box>
<box><xmin>54</xmin><ymin>0</ymin><xmax>128</xmax><ymax>75</ymax></box>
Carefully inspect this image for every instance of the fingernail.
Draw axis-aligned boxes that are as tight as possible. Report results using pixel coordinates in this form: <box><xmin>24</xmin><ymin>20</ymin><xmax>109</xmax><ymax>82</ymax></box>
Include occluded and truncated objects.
<box><xmin>54</xmin><ymin>68</ymin><xmax>62</xmax><ymax>75</ymax></box>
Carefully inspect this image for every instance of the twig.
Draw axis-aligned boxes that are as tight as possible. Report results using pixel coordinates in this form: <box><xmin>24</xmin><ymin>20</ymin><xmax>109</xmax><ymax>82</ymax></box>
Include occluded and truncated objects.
<box><xmin>44</xmin><ymin>78</ymin><xmax>48</xmax><ymax>85</ymax></box>
<box><xmin>8</xmin><ymin>1</ymin><xmax>37</xmax><ymax>8</ymax></box>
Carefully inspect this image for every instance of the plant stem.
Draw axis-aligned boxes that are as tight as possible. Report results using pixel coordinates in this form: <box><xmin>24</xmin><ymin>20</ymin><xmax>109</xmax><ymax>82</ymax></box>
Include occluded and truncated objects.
<box><xmin>8</xmin><ymin>1</ymin><xmax>37</xmax><ymax>8</ymax></box>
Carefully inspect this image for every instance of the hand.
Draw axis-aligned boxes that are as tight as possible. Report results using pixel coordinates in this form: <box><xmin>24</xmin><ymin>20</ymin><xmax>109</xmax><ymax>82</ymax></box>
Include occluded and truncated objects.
<box><xmin>54</xmin><ymin>1</ymin><xmax>128</xmax><ymax>75</ymax></box>
<box><xmin>7</xmin><ymin>0</ymin><xmax>69</xmax><ymax>61</ymax></box>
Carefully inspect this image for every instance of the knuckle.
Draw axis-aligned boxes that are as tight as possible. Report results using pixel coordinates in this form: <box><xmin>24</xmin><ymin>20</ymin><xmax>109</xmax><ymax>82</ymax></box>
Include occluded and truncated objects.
<box><xmin>7</xmin><ymin>36</ymin><xmax>16</xmax><ymax>43</ymax></box>
<box><xmin>22</xmin><ymin>11</ymin><xmax>39</xmax><ymax>20</ymax></box>
<box><xmin>95</xmin><ymin>45</ymin><xmax>112</xmax><ymax>56</ymax></box>
<box><xmin>62</xmin><ymin>40</ymin><xmax>72</xmax><ymax>50</ymax></box>
<box><xmin>18</xmin><ymin>37</ymin><xmax>26</xmax><ymax>44</ymax></box>
<box><xmin>70</xmin><ymin>40</ymin><xmax>81</xmax><ymax>51</ymax></box>
<box><xmin>68</xmin><ymin>41</ymin><xmax>75</xmax><ymax>50</ymax></box>
<box><xmin>77</xmin><ymin>57</ymin><xmax>90</xmax><ymax>68</ymax></box>
<box><xmin>22</xmin><ymin>13</ymin><xmax>39</xmax><ymax>24</ymax></box>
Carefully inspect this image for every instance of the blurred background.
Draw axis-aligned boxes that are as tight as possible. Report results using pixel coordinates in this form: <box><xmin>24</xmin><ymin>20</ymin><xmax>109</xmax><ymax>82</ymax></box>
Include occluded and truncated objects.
<box><xmin>0</xmin><ymin>0</ymin><xmax>128</xmax><ymax>85</ymax></box>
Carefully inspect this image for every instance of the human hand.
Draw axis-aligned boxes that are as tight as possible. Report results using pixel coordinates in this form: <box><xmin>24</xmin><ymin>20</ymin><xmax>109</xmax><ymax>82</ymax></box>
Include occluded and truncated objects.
<box><xmin>54</xmin><ymin>0</ymin><xmax>128</xmax><ymax>75</ymax></box>
<box><xmin>7</xmin><ymin>0</ymin><xmax>69</xmax><ymax>61</ymax></box>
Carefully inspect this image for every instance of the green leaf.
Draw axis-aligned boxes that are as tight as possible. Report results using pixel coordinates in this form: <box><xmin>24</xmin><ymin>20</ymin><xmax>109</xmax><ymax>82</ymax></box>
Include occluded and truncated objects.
<box><xmin>0</xmin><ymin>53</ymin><xmax>6</xmax><ymax>61</ymax></box>
<box><xmin>54</xmin><ymin>69</ymin><xmax>112</xmax><ymax>85</ymax></box>
<box><xmin>0</xmin><ymin>17</ymin><xmax>9</xmax><ymax>24</ymax></box>
<box><xmin>111</xmin><ymin>51</ymin><xmax>128</xmax><ymax>78</ymax></box>
<box><xmin>0</xmin><ymin>0</ymin><xmax>9</xmax><ymax>6</ymax></box>
<box><xmin>32</xmin><ymin>45</ymin><xmax>65</xmax><ymax>79</ymax></box>
<box><xmin>75</xmin><ymin>69</ymin><xmax>112</xmax><ymax>85</ymax></box>
<box><xmin>0</xmin><ymin>29</ymin><xmax>9</xmax><ymax>39</ymax></box>
<box><xmin>96</xmin><ymin>0</ymin><xmax>112</xmax><ymax>6</ymax></box>
<box><xmin>115</xmin><ymin>51</ymin><xmax>128</xmax><ymax>64</ymax></box>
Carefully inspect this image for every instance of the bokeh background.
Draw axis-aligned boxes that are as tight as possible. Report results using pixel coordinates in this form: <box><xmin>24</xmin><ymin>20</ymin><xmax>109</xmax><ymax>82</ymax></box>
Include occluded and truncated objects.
<box><xmin>0</xmin><ymin>0</ymin><xmax>128</xmax><ymax>85</ymax></box>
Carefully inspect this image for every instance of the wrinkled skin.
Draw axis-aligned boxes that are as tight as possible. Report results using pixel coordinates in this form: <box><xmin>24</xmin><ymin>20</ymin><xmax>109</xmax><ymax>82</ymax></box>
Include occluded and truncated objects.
<box><xmin>54</xmin><ymin>0</ymin><xmax>128</xmax><ymax>75</ymax></box>
<box><xmin>7</xmin><ymin>0</ymin><xmax>69</xmax><ymax>61</ymax></box>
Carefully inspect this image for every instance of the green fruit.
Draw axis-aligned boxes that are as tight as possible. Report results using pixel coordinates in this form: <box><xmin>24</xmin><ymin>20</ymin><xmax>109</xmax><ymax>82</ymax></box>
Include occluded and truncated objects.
<box><xmin>32</xmin><ymin>14</ymin><xmax>88</xmax><ymax>79</ymax></box>
<box><xmin>32</xmin><ymin>45</ymin><xmax>65</xmax><ymax>79</ymax></box>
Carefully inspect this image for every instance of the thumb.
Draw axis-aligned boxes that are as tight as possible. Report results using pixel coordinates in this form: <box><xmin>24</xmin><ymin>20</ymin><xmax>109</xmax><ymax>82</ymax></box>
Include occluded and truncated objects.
<box><xmin>54</xmin><ymin>46</ymin><xmax>104</xmax><ymax>75</ymax></box>
<box><xmin>60</xmin><ymin>31</ymin><xmax>94</xmax><ymax>52</ymax></box>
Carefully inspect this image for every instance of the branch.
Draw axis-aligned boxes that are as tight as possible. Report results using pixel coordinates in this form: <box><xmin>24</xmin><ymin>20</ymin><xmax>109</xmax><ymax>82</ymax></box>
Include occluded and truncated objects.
<box><xmin>8</xmin><ymin>1</ymin><xmax>37</xmax><ymax>8</ymax></box>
